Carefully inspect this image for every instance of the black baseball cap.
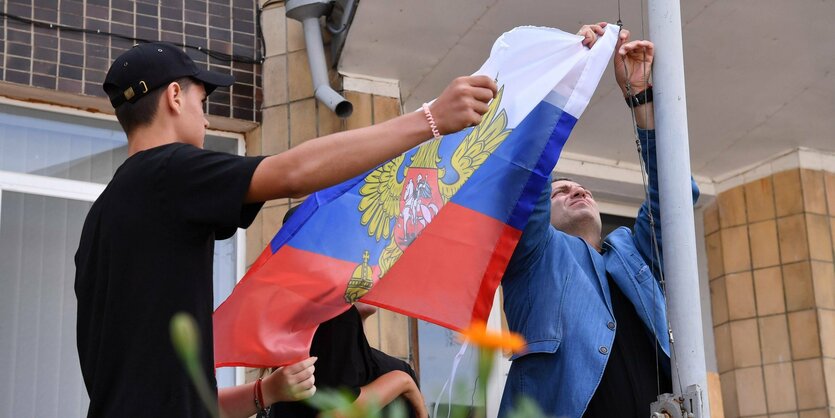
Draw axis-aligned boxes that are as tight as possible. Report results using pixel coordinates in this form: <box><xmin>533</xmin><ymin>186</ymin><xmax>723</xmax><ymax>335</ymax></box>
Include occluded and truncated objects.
<box><xmin>103</xmin><ymin>42</ymin><xmax>235</xmax><ymax>109</ymax></box>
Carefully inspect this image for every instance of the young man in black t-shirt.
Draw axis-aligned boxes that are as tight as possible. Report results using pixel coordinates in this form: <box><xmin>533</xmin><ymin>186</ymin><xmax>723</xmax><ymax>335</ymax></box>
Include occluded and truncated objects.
<box><xmin>75</xmin><ymin>42</ymin><xmax>497</xmax><ymax>418</ymax></box>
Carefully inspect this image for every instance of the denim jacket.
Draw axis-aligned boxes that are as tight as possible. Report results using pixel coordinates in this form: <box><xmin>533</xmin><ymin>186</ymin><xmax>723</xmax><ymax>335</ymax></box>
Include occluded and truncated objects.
<box><xmin>498</xmin><ymin>130</ymin><xmax>699</xmax><ymax>418</ymax></box>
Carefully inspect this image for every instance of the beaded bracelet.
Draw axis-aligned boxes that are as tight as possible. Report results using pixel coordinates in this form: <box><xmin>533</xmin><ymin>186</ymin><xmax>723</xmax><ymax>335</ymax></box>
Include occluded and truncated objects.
<box><xmin>422</xmin><ymin>103</ymin><xmax>441</xmax><ymax>139</ymax></box>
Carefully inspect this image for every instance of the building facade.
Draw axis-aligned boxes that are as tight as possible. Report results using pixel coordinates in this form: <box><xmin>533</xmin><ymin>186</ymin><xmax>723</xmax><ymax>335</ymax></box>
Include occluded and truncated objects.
<box><xmin>1</xmin><ymin>1</ymin><xmax>833</xmax><ymax>417</ymax></box>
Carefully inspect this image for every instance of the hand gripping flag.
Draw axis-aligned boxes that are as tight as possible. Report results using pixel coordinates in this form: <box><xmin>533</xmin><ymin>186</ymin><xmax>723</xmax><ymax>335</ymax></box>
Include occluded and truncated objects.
<box><xmin>214</xmin><ymin>25</ymin><xmax>619</xmax><ymax>368</ymax></box>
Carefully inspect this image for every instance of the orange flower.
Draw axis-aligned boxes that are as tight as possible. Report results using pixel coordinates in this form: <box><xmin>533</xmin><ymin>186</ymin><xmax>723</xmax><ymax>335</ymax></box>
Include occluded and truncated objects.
<box><xmin>459</xmin><ymin>320</ymin><xmax>526</xmax><ymax>354</ymax></box>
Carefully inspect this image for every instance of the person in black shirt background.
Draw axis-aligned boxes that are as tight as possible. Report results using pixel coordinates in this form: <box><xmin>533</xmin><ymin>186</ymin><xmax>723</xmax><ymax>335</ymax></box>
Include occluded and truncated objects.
<box><xmin>268</xmin><ymin>303</ymin><xmax>426</xmax><ymax>418</ymax></box>
<box><xmin>267</xmin><ymin>207</ymin><xmax>427</xmax><ymax>418</ymax></box>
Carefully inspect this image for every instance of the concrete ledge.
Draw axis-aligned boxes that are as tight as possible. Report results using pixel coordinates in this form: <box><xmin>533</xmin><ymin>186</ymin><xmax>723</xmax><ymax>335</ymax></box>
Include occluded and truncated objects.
<box><xmin>713</xmin><ymin>147</ymin><xmax>835</xmax><ymax>193</ymax></box>
<box><xmin>341</xmin><ymin>72</ymin><xmax>401</xmax><ymax>99</ymax></box>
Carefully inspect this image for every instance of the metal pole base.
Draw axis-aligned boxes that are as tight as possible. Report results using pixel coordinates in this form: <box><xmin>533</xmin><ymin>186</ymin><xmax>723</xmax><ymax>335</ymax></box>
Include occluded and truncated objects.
<box><xmin>650</xmin><ymin>385</ymin><xmax>704</xmax><ymax>418</ymax></box>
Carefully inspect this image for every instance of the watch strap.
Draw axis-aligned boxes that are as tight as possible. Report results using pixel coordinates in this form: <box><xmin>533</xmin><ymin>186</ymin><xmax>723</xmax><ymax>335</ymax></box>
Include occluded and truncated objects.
<box><xmin>625</xmin><ymin>86</ymin><xmax>653</xmax><ymax>108</ymax></box>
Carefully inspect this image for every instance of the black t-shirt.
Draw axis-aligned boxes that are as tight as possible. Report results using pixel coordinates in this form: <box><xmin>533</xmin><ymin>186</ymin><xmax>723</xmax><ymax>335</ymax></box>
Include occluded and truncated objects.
<box><xmin>583</xmin><ymin>276</ymin><xmax>672</xmax><ymax>418</ymax></box>
<box><xmin>74</xmin><ymin>143</ymin><xmax>265</xmax><ymax>418</ymax></box>
<box><xmin>269</xmin><ymin>307</ymin><xmax>419</xmax><ymax>418</ymax></box>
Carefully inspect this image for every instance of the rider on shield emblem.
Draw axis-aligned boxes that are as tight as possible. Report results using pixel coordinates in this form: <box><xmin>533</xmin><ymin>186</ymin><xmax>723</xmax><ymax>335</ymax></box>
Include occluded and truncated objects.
<box><xmin>395</xmin><ymin>168</ymin><xmax>443</xmax><ymax>249</ymax></box>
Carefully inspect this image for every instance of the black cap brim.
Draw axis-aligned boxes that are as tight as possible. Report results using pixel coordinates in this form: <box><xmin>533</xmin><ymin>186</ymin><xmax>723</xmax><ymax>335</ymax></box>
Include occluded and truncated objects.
<box><xmin>194</xmin><ymin>69</ymin><xmax>235</xmax><ymax>95</ymax></box>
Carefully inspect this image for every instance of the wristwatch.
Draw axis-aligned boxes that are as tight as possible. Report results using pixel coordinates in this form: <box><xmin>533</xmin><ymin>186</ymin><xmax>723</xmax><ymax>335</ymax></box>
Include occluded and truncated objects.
<box><xmin>625</xmin><ymin>86</ymin><xmax>653</xmax><ymax>108</ymax></box>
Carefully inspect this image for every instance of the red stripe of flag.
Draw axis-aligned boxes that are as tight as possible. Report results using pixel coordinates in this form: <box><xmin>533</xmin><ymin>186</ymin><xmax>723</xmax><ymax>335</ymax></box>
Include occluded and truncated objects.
<box><xmin>362</xmin><ymin>202</ymin><xmax>521</xmax><ymax>331</ymax></box>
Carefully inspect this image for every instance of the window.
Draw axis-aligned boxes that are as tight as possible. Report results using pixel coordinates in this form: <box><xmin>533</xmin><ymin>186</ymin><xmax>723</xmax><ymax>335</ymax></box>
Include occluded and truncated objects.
<box><xmin>0</xmin><ymin>101</ymin><xmax>245</xmax><ymax>417</ymax></box>
<box><xmin>416</xmin><ymin>290</ymin><xmax>506</xmax><ymax>418</ymax></box>
<box><xmin>417</xmin><ymin>320</ymin><xmax>484</xmax><ymax>416</ymax></box>
<box><xmin>601</xmin><ymin>213</ymin><xmax>636</xmax><ymax>237</ymax></box>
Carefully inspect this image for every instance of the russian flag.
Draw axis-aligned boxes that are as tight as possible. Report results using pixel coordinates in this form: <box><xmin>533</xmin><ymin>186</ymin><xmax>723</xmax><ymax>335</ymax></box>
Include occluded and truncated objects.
<box><xmin>214</xmin><ymin>25</ymin><xmax>619</xmax><ymax>368</ymax></box>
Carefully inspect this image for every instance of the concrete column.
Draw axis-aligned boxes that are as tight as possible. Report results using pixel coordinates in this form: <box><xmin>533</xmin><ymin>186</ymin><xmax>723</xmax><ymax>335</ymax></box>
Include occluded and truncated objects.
<box><xmin>705</xmin><ymin>167</ymin><xmax>835</xmax><ymax>418</ymax></box>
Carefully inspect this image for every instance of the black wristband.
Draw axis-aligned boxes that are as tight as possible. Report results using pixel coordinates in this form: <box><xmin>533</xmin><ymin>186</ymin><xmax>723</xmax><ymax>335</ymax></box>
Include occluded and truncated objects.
<box><xmin>625</xmin><ymin>86</ymin><xmax>653</xmax><ymax>108</ymax></box>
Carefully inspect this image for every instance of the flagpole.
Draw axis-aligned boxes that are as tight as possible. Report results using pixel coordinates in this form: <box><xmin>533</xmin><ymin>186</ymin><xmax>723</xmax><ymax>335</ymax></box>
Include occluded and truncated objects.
<box><xmin>646</xmin><ymin>0</ymin><xmax>711</xmax><ymax>416</ymax></box>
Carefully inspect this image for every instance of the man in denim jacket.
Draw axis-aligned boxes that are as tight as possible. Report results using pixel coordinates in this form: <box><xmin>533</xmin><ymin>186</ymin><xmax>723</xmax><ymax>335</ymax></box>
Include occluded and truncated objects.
<box><xmin>499</xmin><ymin>26</ymin><xmax>699</xmax><ymax>418</ymax></box>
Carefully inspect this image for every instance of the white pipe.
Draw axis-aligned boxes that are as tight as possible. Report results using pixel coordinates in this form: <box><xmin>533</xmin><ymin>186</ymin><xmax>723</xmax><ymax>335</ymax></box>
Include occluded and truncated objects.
<box><xmin>300</xmin><ymin>16</ymin><xmax>353</xmax><ymax>118</ymax></box>
<box><xmin>646</xmin><ymin>0</ymin><xmax>711</xmax><ymax>416</ymax></box>
<box><xmin>285</xmin><ymin>0</ymin><xmax>353</xmax><ymax>118</ymax></box>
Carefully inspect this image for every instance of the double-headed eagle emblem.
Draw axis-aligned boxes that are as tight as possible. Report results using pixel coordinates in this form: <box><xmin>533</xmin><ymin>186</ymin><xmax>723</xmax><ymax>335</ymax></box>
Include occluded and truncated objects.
<box><xmin>343</xmin><ymin>86</ymin><xmax>511</xmax><ymax>303</ymax></box>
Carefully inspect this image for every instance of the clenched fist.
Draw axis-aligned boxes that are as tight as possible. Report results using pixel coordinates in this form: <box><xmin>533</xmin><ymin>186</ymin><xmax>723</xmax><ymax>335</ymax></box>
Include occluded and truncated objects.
<box><xmin>429</xmin><ymin>75</ymin><xmax>498</xmax><ymax>135</ymax></box>
<box><xmin>263</xmin><ymin>356</ymin><xmax>317</xmax><ymax>404</ymax></box>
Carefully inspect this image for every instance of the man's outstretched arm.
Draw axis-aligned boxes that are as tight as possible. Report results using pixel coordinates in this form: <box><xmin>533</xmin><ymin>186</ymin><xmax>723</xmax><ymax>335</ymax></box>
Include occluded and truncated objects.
<box><xmin>616</xmin><ymin>32</ymin><xmax>699</xmax><ymax>275</ymax></box>
<box><xmin>246</xmin><ymin>76</ymin><xmax>497</xmax><ymax>202</ymax></box>
<box><xmin>355</xmin><ymin>370</ymin><xmax>428</xmax><ymax>418</ymax></box>
<box><xmin>614</xmin><ymin>29</ymin><xmax>654</xmax><ymax>131</ymax></box>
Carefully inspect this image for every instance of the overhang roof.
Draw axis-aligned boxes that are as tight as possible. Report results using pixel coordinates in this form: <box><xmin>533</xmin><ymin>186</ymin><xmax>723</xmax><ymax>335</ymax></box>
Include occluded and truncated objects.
<box><xmin>339</xmin><ymin>0</ymin><xmax>835</xmax><ymax>182</ymax></box>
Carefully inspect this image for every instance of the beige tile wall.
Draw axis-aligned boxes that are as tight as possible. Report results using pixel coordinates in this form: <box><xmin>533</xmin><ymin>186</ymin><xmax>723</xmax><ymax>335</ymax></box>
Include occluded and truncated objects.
<box><xmin>245</xmin><ymin>2</ymin><xmax>414</xmax><ymax>382</ymax></box>
<box><xmin>707</xmin><ymin>168</ymin><xmax>835</xmax><ymax>418</ymax></box>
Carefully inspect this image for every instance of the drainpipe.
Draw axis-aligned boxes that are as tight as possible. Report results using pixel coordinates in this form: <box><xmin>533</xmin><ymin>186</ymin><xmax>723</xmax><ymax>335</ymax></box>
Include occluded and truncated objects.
<box><xmin>647</xmin><ymin>0</ymin><xmax>711</xmax><ymax>416</ymax></box>
<box><xmin>286</xmin><ymin>0</ymin><xmax>353</xmax><ymax>118</ymax></box>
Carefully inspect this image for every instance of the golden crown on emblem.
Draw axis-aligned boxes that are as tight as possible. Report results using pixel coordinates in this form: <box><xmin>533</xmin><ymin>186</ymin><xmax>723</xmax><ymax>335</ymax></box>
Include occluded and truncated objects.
<box><xmin>344</xmin><ymin>250</ymin><xmax>374</xmax><ymax>304</ymax></box>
